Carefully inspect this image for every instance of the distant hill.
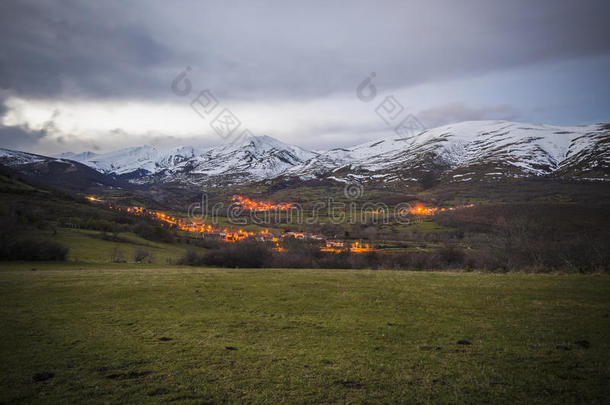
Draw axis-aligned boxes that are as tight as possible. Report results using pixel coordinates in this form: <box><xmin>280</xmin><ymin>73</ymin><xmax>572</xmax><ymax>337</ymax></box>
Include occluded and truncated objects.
<box><xmin>0</xmin><ymin>148</ymin><xmax>136</xmax><ymax>192</ymax></box>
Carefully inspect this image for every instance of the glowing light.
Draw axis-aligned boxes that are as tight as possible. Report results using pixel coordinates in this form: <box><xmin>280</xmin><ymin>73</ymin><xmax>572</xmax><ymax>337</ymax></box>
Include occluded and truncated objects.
<box><xmin>350</xmin><ymin>241</ymin><xmax>374</xmax><ymax>253</ymax></box>
<box><xmin>232</xmin><ymin>195</ymin><xmax>293</xmax><ymax>211</ymax></box>
<box><xmin>402</xmin><ymin>203</ymin><xmax>476</xmax><ymax>216</ymax></box>
<box><xmin>410</xmin><ymin>205</ymin><xmax>437</xmax><ymax>215</ymax></box>
<box><xmin>110</xmin><ymin>203</ymin><xmax>377</xmax><ymax>254</ymax></box>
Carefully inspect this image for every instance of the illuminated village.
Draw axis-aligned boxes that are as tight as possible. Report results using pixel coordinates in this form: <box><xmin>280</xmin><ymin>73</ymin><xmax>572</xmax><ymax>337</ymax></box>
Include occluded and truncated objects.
<box><xmin>231</xmin><ymin>195</ymin><xmax>293</xmax><ymax>211</ymax></box>
<box><xmin>406</xmin><ymin>204</ymin><xmax>475</xmax><ymax>216</ymax></box>
<box><xmin>88</xmin><ymin>195</ymin><xmax>475</xmax><ymax>254</ymax></box>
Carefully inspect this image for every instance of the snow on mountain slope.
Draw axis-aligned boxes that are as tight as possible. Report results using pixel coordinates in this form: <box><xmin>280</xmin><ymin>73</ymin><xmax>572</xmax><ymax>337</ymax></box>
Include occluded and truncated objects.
<box><xmin>63</xmin><ymin>135</ymin><xmax>316</xmax><ymax>184</ymax></box>
<box><xmin>0</xmin><ymin>148</ymin><xmax>49</xmax><ymax>166</ymax></box>
<box><xmin>69</xmin><ymin>145</ymin><xmax>168</xmax><ymax>175</ymax></box>
<box><xmin>163</xmin><ymin>136</ymin><xmax>317</xmax><ymax>185</ymax></box>
<box><xmin>7</xmin><ymin>121</ymin><xmax>608</xmax><ymax>186</ymax></box>
<box><xmin>57</xmin><ymin>151</ymin><xmax>100</xmax><ymax>161</ymax></box>
<box><xmin>0</xmin><ymin>148</ymin><xmax>132</xmax><ymax>190</ymax></box>
<box><xmin>287</xmin><ymin>121</ymin><xmax>609</xmax><ymax>181</ymax></box>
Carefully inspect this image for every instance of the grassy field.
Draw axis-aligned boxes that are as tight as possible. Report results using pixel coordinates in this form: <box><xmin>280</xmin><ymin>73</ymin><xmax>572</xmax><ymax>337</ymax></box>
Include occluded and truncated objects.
<box><xmin>52</xmin><ymin>228</ymin><xmax>189</xmax><ymax>265</ymax></box>
<box><xmin>0</xmin><ymin>265</ymin><xmax>609</xmax><ymax>404</ymax></box>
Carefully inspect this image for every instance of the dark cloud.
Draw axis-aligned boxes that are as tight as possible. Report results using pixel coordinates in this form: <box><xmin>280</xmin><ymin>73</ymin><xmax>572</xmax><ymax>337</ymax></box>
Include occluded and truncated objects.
<box><xmin>1</xmin><ymin>0</ymin><xmax>609</xmax><ymax>101</ymax></box>
<box><xmin>0</xmin><ymin>0</ymin><xmax>173</xmax><ymax>99</ymax></box>
<box><xmin>0</xmin><ymin>125</ymin><xmax>48</xmax><ymax>151</ymax></box>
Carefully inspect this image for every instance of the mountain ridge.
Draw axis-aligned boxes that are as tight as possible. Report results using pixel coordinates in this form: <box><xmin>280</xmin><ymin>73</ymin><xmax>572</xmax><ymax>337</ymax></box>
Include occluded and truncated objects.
<box><xmin>3</xmin><ymin>120</ymin><xmax>609</xmax><ymax>188</ymax></box>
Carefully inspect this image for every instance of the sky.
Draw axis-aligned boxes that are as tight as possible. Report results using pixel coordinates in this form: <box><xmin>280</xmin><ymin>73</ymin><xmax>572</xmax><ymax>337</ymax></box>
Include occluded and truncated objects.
<box><xmin>1</xmin><ymin>0</ymin><xmax>609</xmax><ymax>155</ymax></box>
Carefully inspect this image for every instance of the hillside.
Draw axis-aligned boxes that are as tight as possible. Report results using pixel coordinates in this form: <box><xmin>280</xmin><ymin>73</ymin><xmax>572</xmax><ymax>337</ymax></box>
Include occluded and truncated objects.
<box><xmin>0</xmin><ymin>149</ymin><xmax>134</xmax><ymax>192</ymax></box>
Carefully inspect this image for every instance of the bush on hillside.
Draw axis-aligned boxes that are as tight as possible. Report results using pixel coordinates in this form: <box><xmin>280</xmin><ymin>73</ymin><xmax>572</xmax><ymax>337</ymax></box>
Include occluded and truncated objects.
<box><xmin>0</xmin><ymin>238</ymin><xmax>68</xmax><ymax>261</ymax></box>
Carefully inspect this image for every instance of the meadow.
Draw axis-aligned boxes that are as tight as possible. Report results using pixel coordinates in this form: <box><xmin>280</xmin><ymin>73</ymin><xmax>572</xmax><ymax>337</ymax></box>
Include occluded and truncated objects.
<box><xmin>1</xmin><ymin>264</ymin><xmax>608</xmax><ymax>403</ymax></box>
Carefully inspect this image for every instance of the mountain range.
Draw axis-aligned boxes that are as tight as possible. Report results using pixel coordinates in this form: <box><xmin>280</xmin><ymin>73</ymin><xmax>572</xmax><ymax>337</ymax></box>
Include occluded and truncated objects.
<box><xmin>1</xmin><ymin>120</ymin><xmax>608</xmax><ymax>190</ymax></box>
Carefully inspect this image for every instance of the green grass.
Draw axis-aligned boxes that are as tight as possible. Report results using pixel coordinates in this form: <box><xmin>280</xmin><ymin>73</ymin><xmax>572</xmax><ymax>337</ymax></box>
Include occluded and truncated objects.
<box><xmin>52</xmin><ymin>228</ymin><xmax>190</xmax><ymax>265</ymax></box>
<box><xmin>393</xmin><ymin>219</ymin><xmax>454</xmax><ymax>233</ymax></box>
<box><xmin>0</xmin><ymin>266</ymin><xmax>609</xmax><ymax>404</ymax></box>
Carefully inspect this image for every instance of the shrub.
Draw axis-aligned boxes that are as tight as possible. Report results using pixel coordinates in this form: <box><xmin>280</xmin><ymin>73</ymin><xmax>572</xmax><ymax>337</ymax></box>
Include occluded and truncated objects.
<box><xmin>177</xmin><ymin>241</ymin><xmax>272</xmax><ymax>268</ymax></box>
<box><xmin>133</xmin><ymin>223</ymin><xmax>174</xmax><ymax>243</ymax></box>
<box><xmin>176</xmin><ymin>249</ymin><xmax>207</xmax><ymax>266</ymax></box>
<box><xmin>110</xmin><ymin>246</ymin><xmax>127</xmax><ymax>263</ymax></box>
<box><xmin>0</xmin><ymin>238</ymin><xmax>68</xmax><ymax>261</ymax></box>
<box><xmin>203</xmin><ymin>241</ymin><xmax>272</xmax><ymax>268</ymax></box>
<box><xmin>316</xmin><ymin>251</ymin><xmax>353</xmax><ymax>269</ymax></box>
<box><xmin>182</xmin><ymin>236</ymin><xmax>223</xmax><ymax>250</ymax></box>
<box><xmin>134</xmin><ymin>248</ymin><xmax>152</xmax><ymax>263</ymax></box>
<box><xmin>271</xmin><ymin>251</ymin><xmax>316</xmax><ymax>268</ymax></box>
<box><xmin>439</xmin><ymin>245</ymin><xmax>465</xmax><ymax>267</ymax></box>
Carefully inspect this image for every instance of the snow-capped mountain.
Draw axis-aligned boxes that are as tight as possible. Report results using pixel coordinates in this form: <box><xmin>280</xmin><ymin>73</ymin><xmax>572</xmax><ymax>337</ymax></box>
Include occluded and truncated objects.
<box><xmin>63</xmin><ymin>145</ymin><xmax>196</xmax><ymax>177</ymax></box>
<box><xmin>0</xmin><ymin>148</ymin><xmax>50</xmax><ymax>166</ymax></box>
<box><xmin>286</xmin><ymin>120</ymin><xmax>610</xmax><ymax>183</ymax></box>
<box><xmin>2</xmin><ymin>121</ymin><xmax>609</xmax><ymax>188</ymax></box>
<box><xmin>57</xmin><ymin>151</ymin><xmax>100</xmax><ymax>162</ymax></box>
<box><xmin>0</xmin><ymin>148</ymin><xmax>130</xmax><ymax>191</ymax></box>
<box><xmin>62</xmin><ymin>135</ymin><xmax>317</xmax><ymax>185</ymax></box>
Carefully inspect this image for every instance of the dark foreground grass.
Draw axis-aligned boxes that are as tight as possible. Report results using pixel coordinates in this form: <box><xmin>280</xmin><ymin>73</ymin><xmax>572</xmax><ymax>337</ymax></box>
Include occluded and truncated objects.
<box><xmin>0</xmin><ymin>265</ymin><xmax>609</xmax><ymax>404</ymax></box>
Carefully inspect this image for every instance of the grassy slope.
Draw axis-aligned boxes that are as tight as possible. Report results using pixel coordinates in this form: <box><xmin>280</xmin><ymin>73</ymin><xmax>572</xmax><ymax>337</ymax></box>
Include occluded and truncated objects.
<box><xmin>52</xmin><ymin>228</ymin><xmax>189</xmax><ymax>265</ymax></box>
<box><xmin>0</xmin><ymin>266</ymin><xmax>608</xmax><ymax>404</ymax></box>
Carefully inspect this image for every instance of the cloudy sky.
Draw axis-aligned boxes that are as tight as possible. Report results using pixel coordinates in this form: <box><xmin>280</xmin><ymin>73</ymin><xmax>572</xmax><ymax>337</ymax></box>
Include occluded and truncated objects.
<box><xmin>1</xmin><ymin>0</ymin><xmax>609</xmax><ymax>154</ymax></box>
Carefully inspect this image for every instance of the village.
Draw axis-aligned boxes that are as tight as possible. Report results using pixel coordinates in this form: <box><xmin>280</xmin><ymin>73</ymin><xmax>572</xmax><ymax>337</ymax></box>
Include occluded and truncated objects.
<box><xmin>88</xmin><ymin>194</ymin><xmax>477</xmax><ymax>254</ymax></box>
<box><xmin>102</xmin><ymin>198</ymin><xmax>375</xmax><ymax>254</ymax></box>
